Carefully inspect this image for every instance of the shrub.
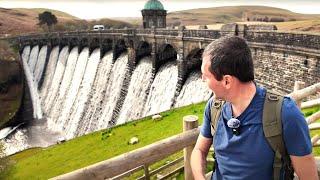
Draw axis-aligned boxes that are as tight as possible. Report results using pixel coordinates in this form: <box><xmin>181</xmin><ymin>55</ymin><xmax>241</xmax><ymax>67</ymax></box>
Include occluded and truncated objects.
<box><xmin>270</xmin><ymin>17</ymin><xmax>285</xmax><ymax>22</ymax></box>
<box><xmin>0</xmin><ymin>142</ymin><xmax>12</xmax><ymax>179</ymax></box>
<box><xmin>0</xmin><ymin>40</ymin><xmax>19</xmax><ymax>61</ymax></box>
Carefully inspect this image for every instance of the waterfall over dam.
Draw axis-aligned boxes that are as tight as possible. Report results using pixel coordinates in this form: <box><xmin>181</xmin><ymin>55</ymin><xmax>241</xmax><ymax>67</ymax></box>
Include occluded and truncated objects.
<box><xmin>2</xmin><ymin>45</ymin><xmax>211</xmax><ymax>155</ymax></box>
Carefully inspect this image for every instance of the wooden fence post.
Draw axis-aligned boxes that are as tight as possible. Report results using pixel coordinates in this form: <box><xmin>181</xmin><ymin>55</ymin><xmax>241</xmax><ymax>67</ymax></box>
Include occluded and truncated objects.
<box><xmin>143</xmin><ymin>164</ymin><xmax>150</xmax><ymax>180</ymax></box>
<box><xmin>294</xmin><ymin>81</ymin><xmax>305</xmax><ymax>108</ymax></box>
<box><xmin>183</xmin><ymin>115</ymin><xmax>199</xmax><ymax>180</ymax></box>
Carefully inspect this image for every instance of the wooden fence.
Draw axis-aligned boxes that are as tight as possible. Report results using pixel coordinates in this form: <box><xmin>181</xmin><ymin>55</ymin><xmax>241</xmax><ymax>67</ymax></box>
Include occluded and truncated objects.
<box><xmin>291</xmin><ymin>82</ymin><xmax>320</xmax><ymax>147</ymax></box>
<box><xmin>52</xmin><ymin>82</ymin><xmax>320</xmax><ymax>180</ymax></box>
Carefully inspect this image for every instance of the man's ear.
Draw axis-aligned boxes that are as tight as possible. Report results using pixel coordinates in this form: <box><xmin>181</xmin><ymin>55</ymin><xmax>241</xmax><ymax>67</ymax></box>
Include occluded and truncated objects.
<box><xmin>223</xmin><ymin>75</ymin><xmax>233</xmax><ymax>89</ymax></box>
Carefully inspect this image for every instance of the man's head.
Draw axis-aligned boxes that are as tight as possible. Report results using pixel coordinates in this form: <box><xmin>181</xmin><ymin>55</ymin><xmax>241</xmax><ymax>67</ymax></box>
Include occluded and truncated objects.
<box><xmin>201</xmin><ymin>36</ymin><xmax>254</xmax><ymax>98</ymax></box>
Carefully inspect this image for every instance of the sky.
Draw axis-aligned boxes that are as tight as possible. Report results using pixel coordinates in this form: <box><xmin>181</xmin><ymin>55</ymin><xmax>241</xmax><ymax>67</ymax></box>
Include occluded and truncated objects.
<box><xmin>0</xmin><ymin>0</ymin><xmax>319</xmax><ymax>19</ymax></box>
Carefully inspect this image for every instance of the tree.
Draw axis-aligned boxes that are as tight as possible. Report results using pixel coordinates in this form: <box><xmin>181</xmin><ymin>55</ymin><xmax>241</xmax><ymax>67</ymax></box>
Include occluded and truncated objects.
<box><xmin>38</xmin><ymin>11</ymin><xmax>58</xmax><ymax>31</ymax></box>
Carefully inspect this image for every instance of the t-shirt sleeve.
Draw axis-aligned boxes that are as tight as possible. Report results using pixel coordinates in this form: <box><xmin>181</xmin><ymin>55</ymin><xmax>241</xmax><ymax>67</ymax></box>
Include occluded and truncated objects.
<box><xmin>200</xmin><ymin>97</ymin><xmax>213</xmax><ymax>139</ymax></box>
<box><xmin>282</xmin><ymin>96</ymin><xmax>312</xmax><ymax>156</ymax></box>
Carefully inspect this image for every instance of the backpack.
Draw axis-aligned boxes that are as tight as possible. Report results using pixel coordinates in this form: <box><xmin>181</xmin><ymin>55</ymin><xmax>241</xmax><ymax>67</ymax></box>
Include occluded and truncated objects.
<box><xmin>210</xmin><ymin>91</ymin><xmax>294</xmax><ymax>180</ymax></box>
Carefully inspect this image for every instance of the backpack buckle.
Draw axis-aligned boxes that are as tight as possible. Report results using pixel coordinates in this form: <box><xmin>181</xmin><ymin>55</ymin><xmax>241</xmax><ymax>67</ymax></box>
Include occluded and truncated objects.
<box><xmin>213</xmin><ymin>101</ymin><xmax>222</xmax><ymax>108</ymax></box>
<box><xmin>268</xmin><ymin>94</ymin><xmax>279</xmax><ymax>101</ymax></box>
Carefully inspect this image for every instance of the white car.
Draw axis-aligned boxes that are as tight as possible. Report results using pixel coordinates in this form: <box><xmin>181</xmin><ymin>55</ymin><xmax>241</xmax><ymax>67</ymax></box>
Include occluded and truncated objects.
<box><xmin>93</xmin><ymin>25</ymin><xmax>105</xmax><ymax>31</ymax></box>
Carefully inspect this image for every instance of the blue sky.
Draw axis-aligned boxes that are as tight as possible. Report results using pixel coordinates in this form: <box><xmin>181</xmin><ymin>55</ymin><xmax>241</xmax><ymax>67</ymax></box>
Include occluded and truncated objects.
<box><xmin>0</xmin><ymin>0</ymin><xmax>319</xmax><ymax>19</ymax></box>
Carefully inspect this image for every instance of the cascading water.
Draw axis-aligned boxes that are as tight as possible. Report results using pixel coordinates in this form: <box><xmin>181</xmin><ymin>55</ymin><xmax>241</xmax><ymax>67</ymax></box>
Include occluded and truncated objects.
<box><xmin>43</xmin><ymin>46</ymin><xmax>69</xmax><ymax>114</ymax></box>
<box><xmin>48</xmin><ymin>47</ymin><xmax>79</xmax><ymax>120</ymax></box>
<box><xmin>96</xmin><ymin>53</ymin><xmax>128</xmax><ymax>131</ymax></box>
<box><xmin>22</xmin><ymin>47</ymin><xmax>43</xmax><ymax>120</ymax></box>
<box><xmin>40</xmin><ymin>46</ymin><xmax>60</xmax><ymax>100</ymax></box>
<box><xmin>117</xmin><ymin>57</ymin><xmax>153</xmax><ymax>124</ymax></box>
<box><xmin>21</xmin><ymin>46</ymin><xmax>30</xmax><ymax>63</ymax></box>
<box><xmin>33</xmin><ymin>45</ymin><xmax>47</xmax><ymax>86</ymax></box>
<box><xmin>28</xmin><ymin>45</ymin><xmax>39</xmax><ymax>73</ymax></box>
<box><xmin>143</xmin><ymin>61</ymin><xmax>178</xmax><ymax>116</ymax></box>
<box><xmin>48</xmin><ymin>48</ymin><xmax>89</xmax><ymax>132</ymax></box>
<box><xmin>64</xmin><ymin>49</ymin><xmax>100</xmax><ymax>139</ymax></box>
<box><xmin>77</xmin><ymin>52</ymin><xmax>113</xmax><ymax>136</ymax></box>
<box><xmin>1</xmin><ymin>129</ymin><xmax>29</xmax><ymax>155</ymax></box>
<box><xmin>4</xmin><ymin>44</ymin><xmax>212</xmax><ymax>156</ymax></box>
<box><xmin>174</xmin><ymin>71</ymin><xmax>211</xmax><ymax>107</ymax></box>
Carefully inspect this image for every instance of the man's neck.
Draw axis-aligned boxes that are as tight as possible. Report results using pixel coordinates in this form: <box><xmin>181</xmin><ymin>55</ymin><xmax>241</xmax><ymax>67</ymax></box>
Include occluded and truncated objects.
<box><xmin>229</xmin><ymin>81</ymin><xmax>256</xmax><ymax>118</ymax></box>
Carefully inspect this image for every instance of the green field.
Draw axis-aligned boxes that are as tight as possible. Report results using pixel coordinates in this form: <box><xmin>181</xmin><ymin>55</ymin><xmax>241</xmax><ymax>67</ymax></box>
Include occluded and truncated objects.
<box><xmin>2</xmin><ymin>102</ymin><xmax>320</xmax><ymax>180</ymax></box>
<box><xmin>4</xmin><ymin>102</ymin><xmax>206</xmax><ymax>179</ymax></box>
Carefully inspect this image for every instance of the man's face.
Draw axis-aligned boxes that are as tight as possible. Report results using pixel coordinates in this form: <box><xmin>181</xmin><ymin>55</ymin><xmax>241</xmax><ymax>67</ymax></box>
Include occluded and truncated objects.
<box><xmin>201</xmin><ymin>55</ymin><xmax>225</xmax><ymax>100</ymax></box>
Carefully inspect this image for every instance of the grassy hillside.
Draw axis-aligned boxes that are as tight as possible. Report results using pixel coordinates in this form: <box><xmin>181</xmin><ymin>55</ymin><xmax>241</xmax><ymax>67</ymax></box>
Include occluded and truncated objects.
<box><xmin>1</xmin><ymin>6</ymin><xmax>320</xmax><ymax>35</ymax></box>
<box><xmin>0</xmin><ymin>7</ymin><xmax>133</xmax><ymax>36</ymax></box>
<box><xmin>15</xmin><ymin>8</ymin><xmax>78</xmax><ymax>20</ymax></box>
<box><xmin>0</xmin><ymin>8</ymin><xmax>78</xmax><ymax>35</ymax></box>
<box><xmin>166</xmin><ymin>6</ymin><xmax>320</xmax><ymax>26</ymax></box>
<box><xmin>276</xmin><ymin>19</ymin><xmax>320</xmax><ymax>32</ymax></box>
<box><xmin>117</xmin><ymin>6</ymin><xmax>320</xmax><ymax>33</ymax></box>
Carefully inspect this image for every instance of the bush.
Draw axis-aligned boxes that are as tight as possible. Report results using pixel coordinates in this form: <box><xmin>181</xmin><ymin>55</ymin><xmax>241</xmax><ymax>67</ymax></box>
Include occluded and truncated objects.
<box><xmin>0</xmin><ymin>142</ymin><xmax>12</xmax><ymax>179</ymax></box>
<box><xmin>0</xmin><ymin>40</ymin><xmax>19</xmax><ymax>61</ymax></box>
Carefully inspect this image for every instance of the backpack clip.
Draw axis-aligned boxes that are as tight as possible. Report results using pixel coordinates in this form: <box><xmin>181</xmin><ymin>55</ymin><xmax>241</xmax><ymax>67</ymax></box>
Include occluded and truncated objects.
<box><xmin>268</xmin><ymin>94</ymin><xmax>279</xmax><ymax>101</ymax></box>
<box><xmin>213</xmin><ymin>100</ymin><xmax>222</xmax><ymax>108</ymax></box>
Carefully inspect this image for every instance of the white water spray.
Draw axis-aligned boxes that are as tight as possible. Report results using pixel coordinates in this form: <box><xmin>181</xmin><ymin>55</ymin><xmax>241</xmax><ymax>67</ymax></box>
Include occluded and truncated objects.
<box><xmin>49</xmin><ymin>48</ymin><xmax>89</xmax><ymax>132</ymax></box>
<box><xmin>143</xmin><ymin>61</ymin><xmax>178</xmax><ymax>116</ymax></box>
<box><xmin>77</xmin><ymin>51</ymin><xmax>113</xmax><ymax>136</ymax></box>
<box><xmin>39</xmin><ymin>46</ymin><xmax>60</xmax><ymax>101</ymax></box>
<box><xmin>48</xmin><ymin>47</ymin><xmax>79</xmax><ymax>119</ymax></box>
<box><xmin>33</xmin><ymin>45</ymin><xmax>48</xmax><ymax>86</ymax></box>
<box><xmin>117</xmin><ymin>57</ymin><xmax>153</xmax><ymax>124</ymax></box>
<box><xmin>174</xmin><ymin>71</ymin><xmax>211</xmax><ymax>107</ymax></box>
<box><xmin>96</xmin><ymin>53</ymin><xmax>128</xmax><ymax>130</ymax></box>
<box><xmin>28</xmin><ymin>45</ymin><xmax>39</xmax><ymax>73</ymax></box>
<box><xmin>64</xmin><ymin>49</ymin><xmax>100</xmax><ymax>139</ymax></box>
<box><xmin>44</xmin><ymin>46</ymin><xmax>69</xmax><ymax>114</ymax></box>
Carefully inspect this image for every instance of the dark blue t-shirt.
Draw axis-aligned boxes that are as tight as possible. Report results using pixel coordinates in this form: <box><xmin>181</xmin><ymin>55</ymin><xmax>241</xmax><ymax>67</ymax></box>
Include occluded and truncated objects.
<box><xmin>200</xmin><ymin>86</ymin><xmax>312</xmax><ymax>180</ymax></box>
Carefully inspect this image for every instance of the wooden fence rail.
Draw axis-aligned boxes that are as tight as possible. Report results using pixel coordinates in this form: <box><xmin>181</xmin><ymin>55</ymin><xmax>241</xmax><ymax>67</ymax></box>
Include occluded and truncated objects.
<box><xmin>51</xmin><ymin>120</ymin><xmax>199</xmax><ymax>179</ymax></box>
<box><xmin>52</xmin><ymin>82</ymin><xmax>320</xmax><ymax>180</ymax></box>
<box><xmin>288</xmin><ymin>82</ymin><xmax>320</xmax><ymax>102</ymax></box>
<box><xmin>137</xmin><ymin>157</ymin><xmax>184</xmax><ymax>180</ymax></box>
<box><xmin>302</xmin><ymin>98</ymin><xmax>320</xmax><ymax>109</ymax></box>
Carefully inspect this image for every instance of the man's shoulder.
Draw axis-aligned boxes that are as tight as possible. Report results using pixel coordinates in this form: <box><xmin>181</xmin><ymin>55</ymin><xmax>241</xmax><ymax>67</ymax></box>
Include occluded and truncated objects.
<box><xmin>281</xmin><ymin>96</ymin><xmax>304</xmax><ymax>119</ymax></box>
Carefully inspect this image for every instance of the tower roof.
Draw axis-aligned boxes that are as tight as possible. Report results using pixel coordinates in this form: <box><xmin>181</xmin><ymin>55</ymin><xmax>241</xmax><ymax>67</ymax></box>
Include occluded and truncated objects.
<box><xmin>143</xmin><ymin>0</ymin><xmax>165</xmax><ymax>10</ymax></box>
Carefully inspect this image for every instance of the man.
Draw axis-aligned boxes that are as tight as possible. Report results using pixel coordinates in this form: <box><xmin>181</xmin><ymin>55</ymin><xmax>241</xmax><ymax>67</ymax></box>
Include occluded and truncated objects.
<box><xmin>190</xmin><ymin>36</ymin><xmax>318</xmax><ymax>180</ymax></box>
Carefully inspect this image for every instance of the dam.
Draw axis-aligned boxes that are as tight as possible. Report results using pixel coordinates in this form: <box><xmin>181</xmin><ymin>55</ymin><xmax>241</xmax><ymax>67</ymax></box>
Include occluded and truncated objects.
<box><xmin>1</xmin><ymin>24</ymin><xmax>320</xmax><ymax>155</ymax></box>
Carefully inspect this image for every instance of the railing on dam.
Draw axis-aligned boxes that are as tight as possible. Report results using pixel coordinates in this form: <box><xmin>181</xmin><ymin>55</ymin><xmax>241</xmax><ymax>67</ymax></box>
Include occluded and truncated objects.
<box><xmin>184</xmin><ymin>29</ymin><xmax>221</xmax><ymax>39</ymax></box>
<box><xmin>13</xmin><ymin>27</ymin><xmax>320</xmax><ymax>52</ymax></box>
<box><xmin>52</xmin><ymin>82</ymin><xmax>320</xmax><ymax>180</ymax></box>
<box><xmin>11</xmin><ymin>28</ymin><xmax>320</xmax><ymax>56</ymax></box>
<box><xmin>17</xmin><ymin>29</ymin><xmax>222</xmax><ymax>40</ymax></box>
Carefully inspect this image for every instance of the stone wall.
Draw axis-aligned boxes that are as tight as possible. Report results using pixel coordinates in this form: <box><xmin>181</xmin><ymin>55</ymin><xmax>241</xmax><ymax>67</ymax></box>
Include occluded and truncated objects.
<box><xmin>245</xmin><ymin>31</ymin><xmax>320</xmax><ymax>50</ymax></box>
<box><xmin>252</xmin><ymin>48</ymin><xmax>320</xmax><ymax>94</ymax></box>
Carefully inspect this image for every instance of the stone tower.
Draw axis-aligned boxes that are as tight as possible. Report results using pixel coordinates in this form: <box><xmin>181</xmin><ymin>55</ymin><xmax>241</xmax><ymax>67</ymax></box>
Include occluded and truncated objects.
<box><xmin>141</xmin><ymin>0</ymin><xmax>167</xmax><ymax>29</ymax></box>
